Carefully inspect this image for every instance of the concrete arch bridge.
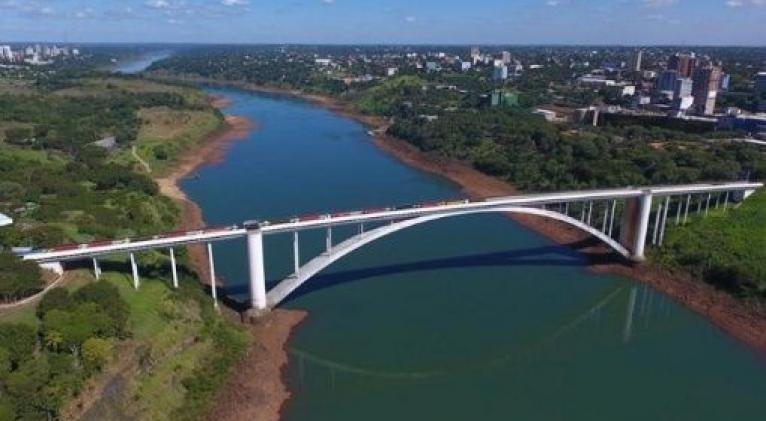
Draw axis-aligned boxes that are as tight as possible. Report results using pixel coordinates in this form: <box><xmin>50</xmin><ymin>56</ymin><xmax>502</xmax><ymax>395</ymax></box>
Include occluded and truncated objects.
<box><xmin>22</xmin><ymin>182</ymin><xmax>762</xmax><ymax>314</ymax></box>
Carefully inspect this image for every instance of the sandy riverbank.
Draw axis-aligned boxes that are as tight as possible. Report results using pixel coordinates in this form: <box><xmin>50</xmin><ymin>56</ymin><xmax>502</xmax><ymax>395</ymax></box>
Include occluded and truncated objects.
<box><xmin>153</xmin><ymin>96</ymin><xmax>306</xmax><ymax>421</ymax></box>
<box><xmin>193</xmin><ymin>80</ymin><xmax>766</xmax><ymax>354</ymax></box>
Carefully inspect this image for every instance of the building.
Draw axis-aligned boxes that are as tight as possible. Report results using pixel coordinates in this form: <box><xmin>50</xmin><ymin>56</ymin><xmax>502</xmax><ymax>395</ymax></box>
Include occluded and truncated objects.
<box><xmin>668</xmin><ymin>53</ymin><xmax>697</xmax><ymax>78</ymax></box>
<box><xmin>719</xmin><ymin>74</ymin><xmax>731</xmax><ymax>91</ymax></box>
<box><xmin>459</xmin><ymin>61</ymin><xmax>472</xmax><ymax>71</ymax></box>
<box><xmin>656</xmin><ymin>70</ymin><xmax>679</xmax><ymax>94</ymax></box>
<box><xmin>692</xmin><ymin>66</ymin><xmax>722</xmax><ymax>115</ymax></box>
<box><xmin>0</xmin><ymin>213</ymin><xmax>12</xmax><ymax>227</ymax></box>
<box><xmin>717</xmin><ymin>114</ymin><xmax>766</xmax><ymax>138</ymax></box>
<box><xmin>490</xmin><ymin>90</ymin><xmax>519</xmax><ymax>107</ymax></box>
<box><xmin>501</xmin><ymin>51</ymin><xmax>512</xmax><ymax>65</ymax></box>
<box><xmin>425</xmin><ymin>62</ymin><xmax>441</xmax><ymax>72</ymax></box>
<box><xmin>493</xmin><ymin>65</ymin><xmax>508</xmax><ymax>81</ymax></box>
<box><xmin>673</xmin><ymin>78</ymin><xmax>694</xmax><ymax>112</ymax></box>
<box><xmin>756</xmin><ymin>72</ymin><xmax>766</xmax><ymax>112</ymax></box>
<box><xmin>633</xmin><ymin>49</ymin><xmax>643</xmax><ymax>72</ymax></box>
<box><xmin>386</xmin><ymin>67</ymin><xmax>398</xmax><ymax>77</ymax></box>
<box><xmin>470</xmin><ymin>46</ymin><xmax>480</xmax><ymax>61</ymax></box>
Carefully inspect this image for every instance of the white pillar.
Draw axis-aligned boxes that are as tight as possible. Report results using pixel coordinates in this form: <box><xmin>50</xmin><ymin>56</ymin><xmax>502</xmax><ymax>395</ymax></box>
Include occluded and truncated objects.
<box><xmin>608</xmin><ymin>200</ymin><xmax>617</xmax><ymax>237</ymax></box>
<box><xmin>723</xmin><ymin>191</ymin><xmax>729</xmax><ymax>210</ymax></box>
<box><xmin>293</xmin><ymin>231</ymin><xmax>300</xmax><ymax>275</ymax></box>
<box><xmin>659</xmin><ymin>196</ymin><xmax>670</xmax><ymax>246</ymax></box>
<box><xmin>587</xmin><ymin>201</ymin><xmax>594</xmax><ymax>226</ymax></box>
<box><xmin>715</xmin><ymin>193</ymin><xmax>721</xmax><ymax>209</ymax></box>
<box><xmin>207</xmin><ymin>243</ymin><xmax>218</xmax><ymax>307</ymax></box>
<box><xmin>92</xmin><ymin>258</ymin><xmax>101</xmax><ymax>280</ymax></box>
<box><xmin>247</xmin><ymin>230</ymin><xmax>268</xmax><ymax>312</ymax></box>
<box><xmin>326</xmin><ymin>226</ymin><xmax>333</xmax><ymax>252</ymax></box>
<box><xmin>130</xmin><ymin>253</ymin><xmax>139</xmax><ymax>290</ymax></box>
<box><xmin>684</xmin><ymin>194</ymin><xmax>691</xmax><ymax>223</ymax></box>
<box><xmin>652</xmin><ymin>202</ymin><xmax>662</xmax><ymax>246</ymax></box>
<box><xmin>169</xmin><ymin>248</ymin><xmax>179</xmax><ymax>289</ymax></box>
<box><xmin>564</xmin><ymin>202</ymin><xmax>569</xmax><ymax>216</ymax></box>
<box><xmin>697</xmin><ymin>195</ymin><xmax>703</xmax><ymax>214</ymax></box>
<box><xmin>601</xmin><ymin>203</ymin><xmax>609</xmax><ymax>233</ymax></box>
<box><xmin>705</xmin><ymin>193</ymin><xmax>711</xmax><ymax>216</ymax></box>
<box><xmin>632</xmin><ymin>192</ymin><xmax>653</xmax><ymax>261</ymax></box>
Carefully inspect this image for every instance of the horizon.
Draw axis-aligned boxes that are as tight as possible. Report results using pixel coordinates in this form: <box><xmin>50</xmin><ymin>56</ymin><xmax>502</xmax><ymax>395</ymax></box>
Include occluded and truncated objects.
<box><xmin>1</xmin><ymin>0</ymin><xmax>765</xmax><ymax>46</ymax></box>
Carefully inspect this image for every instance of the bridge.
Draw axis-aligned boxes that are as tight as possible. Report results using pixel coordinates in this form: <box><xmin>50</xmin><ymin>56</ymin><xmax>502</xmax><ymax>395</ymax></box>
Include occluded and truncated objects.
<box><xmin>21</xmin><ymin>182</ymin><xmax>762</xmax><ymax>315</ymax></box>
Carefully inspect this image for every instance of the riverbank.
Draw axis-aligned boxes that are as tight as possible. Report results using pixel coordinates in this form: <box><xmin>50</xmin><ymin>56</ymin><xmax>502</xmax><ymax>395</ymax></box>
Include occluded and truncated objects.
<box><xmin>154</xmin><ymin>95</ymin><xmax>306</xmax><ymax>421</ymax></box>
<box><xmin>178</xmin><ymin>79</ymin><xmax>766</xmax><ymax>354</ymax></box>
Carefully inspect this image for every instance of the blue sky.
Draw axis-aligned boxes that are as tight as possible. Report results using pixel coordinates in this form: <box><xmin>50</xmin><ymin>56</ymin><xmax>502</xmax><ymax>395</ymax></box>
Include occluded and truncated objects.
<box><xmin>1</xmin><ymin>0</ymin><xmax>764</xmax><ymax>45</ymax></box>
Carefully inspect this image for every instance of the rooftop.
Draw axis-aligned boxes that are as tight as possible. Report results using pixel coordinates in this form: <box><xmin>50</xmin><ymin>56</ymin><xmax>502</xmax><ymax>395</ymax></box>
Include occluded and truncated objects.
<box><xmin>0</xmin><ymin>213</ymin><xmax>12</xmax><ymax>227</ymax></box>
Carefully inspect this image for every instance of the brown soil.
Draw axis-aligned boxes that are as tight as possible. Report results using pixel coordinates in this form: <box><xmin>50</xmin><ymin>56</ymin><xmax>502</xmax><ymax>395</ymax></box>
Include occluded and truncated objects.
<box><xmin>150</xmin><ymin>78</ymin><xmax>766</xmax><ymax>421</ymax></box>
<box><xmin>153</xmin><ymin>96</ymin><xmax>309</xmax><ymax>421</ymax></box>
<box><xmin>155</xmin><ymin>112</ymin><xmax>254</xmax><ymax>284</ymax></box>
<box><xmin>211</xmin><ymin>80</ymin><xmax>766</xmax><ymax>354</ymax></box>
<box><xmin>207</xmin><ymin>309</ymin><xmax>307</xmax><ymax>421</ymax></box>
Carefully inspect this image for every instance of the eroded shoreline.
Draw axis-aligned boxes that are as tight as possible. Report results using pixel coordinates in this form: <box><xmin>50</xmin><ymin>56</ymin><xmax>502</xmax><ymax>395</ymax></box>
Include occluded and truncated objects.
<box><xmin>185</xmin><ymin>79</ymin><xmax>766</xmax><ymax>354</ymax></box>
<box><xmin>154</xmin><ymin>97</ymin><xmax>305</xmax><ymax>421</ymax></box>
<box><xmin>164</xmin><ymin>81</ymin><xmax>766</xmax><ymax>421</ymax></box>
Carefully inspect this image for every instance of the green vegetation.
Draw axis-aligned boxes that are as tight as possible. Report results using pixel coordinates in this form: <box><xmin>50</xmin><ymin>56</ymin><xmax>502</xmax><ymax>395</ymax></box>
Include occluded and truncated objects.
<box><xmin>653</xmin><ymin>191</ymin><xmax>766</xmax><ymax>305</ymax></box>
<box><xmin>0</xmin><ymin>280</ymin><xmax>128</xmax><ymax>420</ymax></box>
<box><xmin>0</xmin><ymin>68</ymin><xmax>247</xmax><ymax>420</ymax></box>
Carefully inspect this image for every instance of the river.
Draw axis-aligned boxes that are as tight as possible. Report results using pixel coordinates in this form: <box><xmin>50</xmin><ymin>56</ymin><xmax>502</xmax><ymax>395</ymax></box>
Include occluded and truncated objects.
<box><xmin>179</xmin><ymin>86</ymin><xmax>766</xmax><ymax>420</ymax></box>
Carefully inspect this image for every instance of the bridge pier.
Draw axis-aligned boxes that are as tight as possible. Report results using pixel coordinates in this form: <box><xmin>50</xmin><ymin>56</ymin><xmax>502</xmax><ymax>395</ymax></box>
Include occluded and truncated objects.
<box><xmin>169</xmin><ymin>248</ymin><xmax>179</xmax><ymax>289</ymax></box>
<box><xmin>247</xmin><ymin>229</ymin><xmax>268</xmax><ymax>314</ymax></box>
<box><xmin>130</xmin><ymin>252</ymin><xmax>140</xmax><ymax>289</ymax></box>
<box><xmin>620</xmin><ymin>192</ymin><xmax>653</xmax><ymax>262</ymax></box>
<box><xmin>92</xmin><ymin>258</ymin><xmax>101</xmax><ymax>280</ymax></box>
<box><xmin>208</xmin><ymin>243</ymin><xmax>218</xmax><ymax>308</ymax></box>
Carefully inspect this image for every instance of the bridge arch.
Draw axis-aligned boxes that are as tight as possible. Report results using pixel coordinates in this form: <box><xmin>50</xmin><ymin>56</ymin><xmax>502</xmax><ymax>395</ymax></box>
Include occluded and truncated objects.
<box><xmin>265</xmin><ymin>206</ymin><xmax>630</xmax><ymax>307</ymax></box>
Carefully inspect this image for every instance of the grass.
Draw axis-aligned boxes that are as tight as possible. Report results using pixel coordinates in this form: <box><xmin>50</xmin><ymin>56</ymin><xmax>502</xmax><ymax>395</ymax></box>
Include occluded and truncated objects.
<box><xmin>53</xmin><ymin>77</ymin><xmax>211</xmax><ymax>108</ymax></box>
<box><xmin>653</xmin><ymin>190</ymin><xmax>766</xmax><ymax>302</ymax></box>
<box><xmin>112</xmin><ymin>106</ymin><xmax>222</xmax><ymax>175</ymax></box>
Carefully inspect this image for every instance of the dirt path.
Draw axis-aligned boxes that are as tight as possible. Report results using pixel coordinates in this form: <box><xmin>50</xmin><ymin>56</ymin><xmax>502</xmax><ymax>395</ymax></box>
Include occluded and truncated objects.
<box><xmin>131</xmin><ymin>145</ymin><xmax>153</xmax><ymax>174</ymax></box>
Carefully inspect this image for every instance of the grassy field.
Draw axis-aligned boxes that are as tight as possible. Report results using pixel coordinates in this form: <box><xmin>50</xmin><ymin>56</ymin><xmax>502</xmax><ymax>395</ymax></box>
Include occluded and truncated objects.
<box><xmin>0</xmin><ymin>262</ymin><xmax>250</xmax><ymax>421</ymax></box>
<box><xmin>113</xmin><ymin>106</ymin><xmax>222</xmax><ymax>176</ymax></box>
<box><xmin>53</xmin><ymin>77</ymin><xmax>211</xmax><ymax>108</ymax></box>
<box><xmin>653</xmin><ymin>190</ymin><xmax>766</xmax><ymax>303</ymax></box>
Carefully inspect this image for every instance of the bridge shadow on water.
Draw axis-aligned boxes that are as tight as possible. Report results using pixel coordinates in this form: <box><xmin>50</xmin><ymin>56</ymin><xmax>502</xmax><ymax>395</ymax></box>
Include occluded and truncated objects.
<box><xmin>223</xmin><ymin>237</ymin><xmax>625</xmax><ymax>308</ymax></box>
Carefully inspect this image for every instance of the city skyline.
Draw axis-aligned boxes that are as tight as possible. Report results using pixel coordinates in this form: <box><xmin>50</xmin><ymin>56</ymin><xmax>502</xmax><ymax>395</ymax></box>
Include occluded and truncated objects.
<box><xmin>1</xmin><ymin>0</ymin><xmax>765</xmax><ymax>45</ymax></box>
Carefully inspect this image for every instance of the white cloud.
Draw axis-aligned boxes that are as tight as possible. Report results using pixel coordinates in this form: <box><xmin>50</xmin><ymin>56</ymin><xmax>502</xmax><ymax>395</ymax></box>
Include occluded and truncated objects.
<box><xmin>726</xmin><ymin>0</ymin><xmax>765</xmax><ymax>6</ymax></box>
<box><xmin>222</xmin><ymin>0</ymin><xmax>249</xmax><ymax>6</ymax></box>
<box><xmin>404</xmin><ymin>16</ymin><xmax>416</xmax><ymax>23</ymax></box>
<box><xmin>322</xmin><ymin>0</ymin><xmax>336</xmax><ymax>4</ymax></box>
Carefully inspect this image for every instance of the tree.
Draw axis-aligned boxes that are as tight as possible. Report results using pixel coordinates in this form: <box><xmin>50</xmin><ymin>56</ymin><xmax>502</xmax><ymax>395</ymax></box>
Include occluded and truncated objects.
<box><xmin>0</xmin><ymin>324</ymin><xmax>37</xmax><ymax>367</ymax></box>
<box><xmin>0</xmin><ymin>251</ymin><xmax>43</xmax><ymax>302</ymax></box>
<box><xmin>36</xmin><ymin>288</ymin><xmax>72</xmax><ymax>319</ymax></box>
<box><xmin>82</xmin><ymin>338</ymin><xmax>112</xmax><ymax>372</ymax></box>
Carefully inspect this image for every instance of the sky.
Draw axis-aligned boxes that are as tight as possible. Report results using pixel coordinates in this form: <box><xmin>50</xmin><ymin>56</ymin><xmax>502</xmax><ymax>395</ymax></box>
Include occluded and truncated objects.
<box><xmin>1</xmin><ymin>0</ymin><xmax>765</xmax><ymax>45</ymax></box>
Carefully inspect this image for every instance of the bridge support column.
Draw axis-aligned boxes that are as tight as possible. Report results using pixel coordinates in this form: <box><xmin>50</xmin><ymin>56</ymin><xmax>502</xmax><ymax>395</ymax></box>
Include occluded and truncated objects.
<box><xmin>130</xmin><ymin>253</ymin><xmax>140</xmax><ymax>290</ymax></box>
<box><xmin>169</xmin><ymin>248</ymin><xmax>179</xmax><ymax>289</ymax></box>
<box><xmin>327</xmin><ymin>227</ymin><xmax>333</xmax><ymax>252</ymax></box>
<box><xmin>92</xmin><ymin>258</ymin><xmax>101</xmax><ymax>280</ymax></box>
<box><xmin>247</xmin><ymin>229</ymin><xmax>268</xmax><ymax>314</ymax></box>
<box><xmin>684</xmin><ymin>194</ymin><xmax>691</xmax><ymax>223</ymax></box>
<box><xmin>208</xmin><ymin>243</ymin><xmax>218</xmax><ymax>308</ymax></box>
<box><xmin>620</xmin><ymin>192</ymin><xmax>653</xmax><ymax>262</ymax></box>
<box><xmin>608</xmin><ymin>200</ymin><xmax>617</xmax><ymax>237</ymax></box>
<box><xmin>293</xmin><ymin>232</ymin><xmax>300</xmax><ymax>275</ymax></box>
<box><xmin>723</xmin><ymin>192</ymin><xmax>729</xmax><ymax>210</ymax></box>
<box><xmin>659</xmin><ymin>196</ymin><xmax>670</xmax><ymax>246</ymax></box>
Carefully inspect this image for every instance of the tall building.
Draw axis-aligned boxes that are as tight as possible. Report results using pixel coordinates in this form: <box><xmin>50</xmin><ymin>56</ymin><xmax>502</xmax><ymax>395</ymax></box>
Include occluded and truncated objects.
<box><xmin>692</xmin><ymin>66</ymin><xmax>722</xmax><ymax>115</ymax></box>
<box><xmin>633</xmin><ymin>49</ymin><xmax>643</xmax><ymax>72</ymax></box>
<box><xmin>673</xmin><ymin>78</ymin><xmax>694</xmax><ymax>112</ymax></box>
<box><xmin>493</xmin><ymin>65</ymin><xmax>508</xmax><ymax>81</ymax></box>
<box><xmin>668</xmin><ymin>53</ymin><xmax>697</xmax><ymax>78</ymax></box>
<box><xmin>657</xmin><ymin>70</ymin><xmax>678</xmax><ymax>93</ymax></box>
<box><xmin>470</xmin><ymin>47</ymin><xmax>480</xmax><ymax>59</ymax></box>
<box><xmin>501</xmin><ymin>51</ymin><xmax>512</xmax><ymax>65</ymax></box>
<box><xmin>719</xmin><ymin>74</ymin><xmax>731</xmax><ymax>91</ymax></box>
<box><xmin>756</xmin><ymin>72</ymin><xmax>766</xmax><ymax>112</ymax></box>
